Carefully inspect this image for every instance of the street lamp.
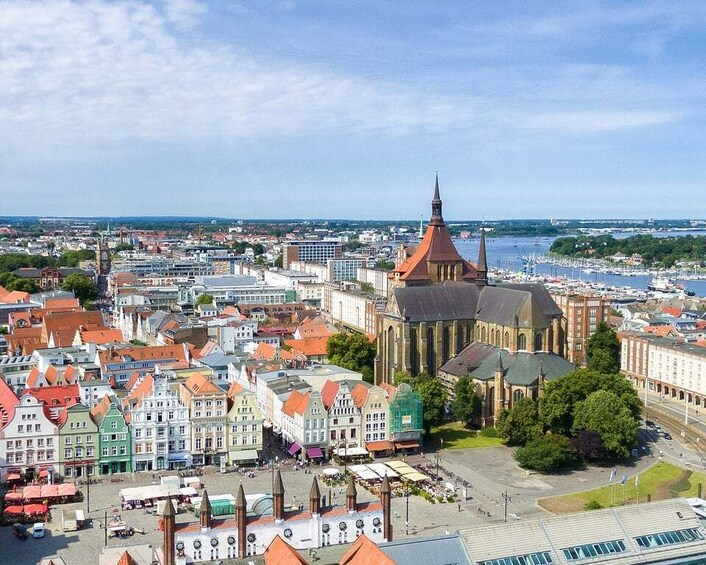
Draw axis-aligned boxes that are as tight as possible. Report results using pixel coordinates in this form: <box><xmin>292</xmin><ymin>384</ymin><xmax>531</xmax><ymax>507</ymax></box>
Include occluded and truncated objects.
<box><xmin>502</xmin><ymin>490</ymin><xmax>512</xmax><ymax>523</ymax></box>
<box><xmin>269</xmin><ymin>458</ymin><xmax>274</xmax><ymax>493</ymax></box>
<box><xmin>405</xmin><ymin>480</ymin><xmax>410</xmax><ymax>535</ymax></box>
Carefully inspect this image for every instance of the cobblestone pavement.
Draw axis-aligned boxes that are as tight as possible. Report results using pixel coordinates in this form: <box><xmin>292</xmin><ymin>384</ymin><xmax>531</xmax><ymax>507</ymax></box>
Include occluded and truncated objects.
<box><xmin>4</xmin><ymin>441</ymin><xmax>690</xmax><ymax>565</ymax></box>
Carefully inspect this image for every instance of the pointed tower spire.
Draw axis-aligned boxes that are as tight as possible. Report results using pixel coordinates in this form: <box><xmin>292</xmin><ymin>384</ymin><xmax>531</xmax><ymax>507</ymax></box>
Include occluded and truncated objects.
<box><xmin>380</xmin><ymin>474</ymin><xmax>392</xmax><ymax>542</ymax></box>
<box><xmin>273</xmin><ymin>470</ymin><xmax>285</xmax><ymax>522</ymax></box>
<box><xmin>309</xmin><ymin>476</ymin><xmax>321</xmax><ymax>515</ymax></box>
<box><xmin>199</xmin><ymin>489</ymin><xmax>212</xmax><ymax>530</ymax></box>
<box><xmin>236</xmin><ymin>484</ymin><xmax>247</xmax><ymax>559</ymax></box>
<box><xmin>161</xmin><ymin>495</ymin><xmax>176</xmax><ymax>565</ymax></box>
<box><xmin>476</xmin><ymin>226</ymin><xmax>488</xmax><ymax>285</ymax></box>
<box><xmin>495</xmin><ymin>351</ymin><xmax>504</xmax><ymax>373</ymax></box>
<box><xmin>430</xmin><ymin>173</ymin><xmax>444</xmax><ymax>226</ymax></box>
<box><xmin>345</xmin><ymin>474</ymin><xmax>357</xmax><ymax>513</ymax></box>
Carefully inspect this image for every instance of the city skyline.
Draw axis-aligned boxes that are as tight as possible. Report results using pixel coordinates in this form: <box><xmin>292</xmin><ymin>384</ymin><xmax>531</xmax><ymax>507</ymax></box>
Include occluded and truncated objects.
<box><xmin>2</xmin><ymin>1</ymin><xmax>706</xmax><ymax>219</ymax></box>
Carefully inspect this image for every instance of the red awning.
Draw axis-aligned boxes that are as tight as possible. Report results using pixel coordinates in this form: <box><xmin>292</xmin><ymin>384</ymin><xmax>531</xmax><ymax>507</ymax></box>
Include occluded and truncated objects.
<box><xmin>23</xmin><ymin>485</ymin><xmax>41</xmax><ymax>499</ymax></box>
<box><xmin>38</xmin><ymin>469</ymin><xmax>48</xmax><ymax>478</ymax></box>
<box><xmin>4</xmin><ymin>492</ymin><xmax>23</xmax><ymax>501</ymax></box>
<box><xmin>24</xmin><ymin>503</ymin><xmax>48</xmax><ymax>515</ymax></box>
<box><xmin>366</xmin><ymin>440</ymin><xmax>393</xmax><ymax>452</ymax></box>
<box><xmin>57</xmin><ymin>483</ymin><xmax>77</xmax><ymax>496</ymax></box>
<box><xmin>394</xmin><ymin>440</ymin><xmax>419</xmax><ymax>449</ymax></box>
<box><xmin>6</xmin><ymin>473</ymin><xmax>21</xmax><ymax>481</ymax></box>
<box><xmin>3</xmin><ymin>505</ymin><xmax>23</xmax><ymax>514</ymax></box>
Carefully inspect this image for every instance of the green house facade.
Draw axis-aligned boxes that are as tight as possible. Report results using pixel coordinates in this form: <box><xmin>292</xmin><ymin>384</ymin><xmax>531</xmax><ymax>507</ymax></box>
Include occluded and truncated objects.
<box><xmin>58</xmin><ymin>402</ymin><xmax>100</xmax><ymax>478</ymax></box>
<box><xmin>91</xmin><ymin>396</ymin><xmax>132</xmax><ymax>475</ymax></box>
<box><xmin>388</xmin><ymin>383</ymin><xmax>423</xmax><ymax>448</ymax></box>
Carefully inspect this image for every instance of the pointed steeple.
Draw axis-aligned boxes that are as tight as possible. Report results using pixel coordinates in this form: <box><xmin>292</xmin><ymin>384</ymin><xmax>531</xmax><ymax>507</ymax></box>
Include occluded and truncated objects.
<box><xmin>477</xmin><ymin>226</ymin><xmax>488</xmax><ymax>284</ymax></box>
<box><xmin>495</xmin><ymin>351</ymin><xmax>504</xmax><ymax>374</ymax></box>
<box><xmin>309</xmin><ymin>476</ymin><xmax>321</xmax><ymax>515</ymax></box>
<box><xmin>236</xmin><ymin>483</ymin><xmax>246</xmax><ymax>509</ymax></box>
<box><xmin>199</xmin><ymin>489</ymin><xmax>212</xmax><ymax>530</ymax></box>
<box><xmin>430</xmin><ymin>173</ymin><xmax>444</xmax><ymax>226</ymax></box>
<box><xmin>273</xmin><ymin>470</ymin><xmax>285</xmax><ymax>522</ymax></box>
<box><xmin>345</xmin><ymin>474</ymin><xmax>357</xmax><ymax>512</ymax></box>
<box><xmin>273</xmin><ymin>469</ymin><xmax>285</xmax><ymax>495</ymax></box>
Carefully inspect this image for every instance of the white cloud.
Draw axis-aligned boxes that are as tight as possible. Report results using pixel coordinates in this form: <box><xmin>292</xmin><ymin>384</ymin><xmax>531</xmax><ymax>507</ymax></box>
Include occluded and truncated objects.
<box><xmin>525</xmin><ymin>110</ymin><xmax>681</xmax><ymax>133</ymax></box>
<box><xmin>0</xmin><ymin>0</ymin><xmax>473</xmax><ymax>158</ymax></box>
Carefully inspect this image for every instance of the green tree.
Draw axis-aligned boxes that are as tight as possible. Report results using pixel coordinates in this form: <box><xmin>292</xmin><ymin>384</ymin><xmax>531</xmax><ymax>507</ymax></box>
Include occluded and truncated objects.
<box><xmin>374</xmin><ymin>260</ymin><xmax>396</xmax><ymax>271</ymax></box>
<box><xmin>393</xmin><ymin>370</ymin><xmax>415</xmax><ymax>386</ymax></box>
<box><xmin>572</xmin><ymin>390</ymin><xmax>638</xmax><ymax>458</ymax></box>
<box><xmin>61</xmin><ymin>274</ymin><xmax>98</xmax><ymax>306</ymax></box>
<box><xmin>586</xmin><ymin>322</ymin><xmax>620</xmax><ymax>373</ymax></box>
<box><xmin>514</xmin><ymin>435</ymin><xmax>579</xmax><ymax>473</ymax></box>
<box><xmin>540</xmin><ymin>369</ymin><xmax>641</xmax><ymax>434</ymax></box>
<box><xmin>326</xmin><ymin>332</ymin><xmax>376</xmax><ymax>376</ymax></box>
<box><xmin>452</xmin><ymin>375</ymin><xmax>481</xmax><ymax>427</ymax></box>
<box><xmin>417</xmin><ymin>377</ymin><xmax>448</xmax><ymax>435</ymax></box>
<box><xmin>194</xmin><ymin>293</ymin><xmax>215</xmax><ymax>307</ymax></box>
<box><xmin>496</xmin><ymin>397</ymin><xmax>543</xmax><ymax>445</ymax></box>
<box><xmin>274</xmin><ymin>253</ymin><xmax>283</xmax><ymax>268</ymax></box>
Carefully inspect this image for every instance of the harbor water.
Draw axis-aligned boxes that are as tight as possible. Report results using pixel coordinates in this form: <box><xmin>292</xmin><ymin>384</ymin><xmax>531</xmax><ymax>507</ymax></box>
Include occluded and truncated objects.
<box><xmin>454</xmin><ymin>234</ymin><xmax>706</xmax><ymax>298</ymax></box>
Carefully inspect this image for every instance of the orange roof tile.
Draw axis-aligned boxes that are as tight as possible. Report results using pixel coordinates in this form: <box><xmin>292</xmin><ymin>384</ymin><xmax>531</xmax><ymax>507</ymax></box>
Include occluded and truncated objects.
<box><xmin>0</xmin><ymin>290</ymin><xmax>31</xmax><ymax>304</ymax></box>
<box><xmin>184</xmin><ymin>373</ymin><xmax>222</xmax><ymax>396</ymax></box>
<box><xmin>351</xmin><ymin>383</ymin><xmax>370</xmax><ymax>409</ymax></box>
<box><xmin>284</xmin><ymin>337</ymin><xmax>329</xmax><ymax>357</ymax></box>
<box><xmin>226</xmin><ymin>382</ymin><xmax>245</xmax><ymax>399</ymax></box>
<box><xmin>339</xmin><ymin>533</ymin><xmax>395</xmax><ymax>565</ymax></box>
<box><xmin>320</xmin><ymin>380</ymin><xmax>340</xmax><ymax>410</ymax></box>
<box><xmin>77</xmin><ymin>328</ymin><xmax>124</xmax><ymax>345</ymax></box>
<box><xmin>116</xmin><ymin>550</ymin><xmax>138</xmax><ymax>565</ymax></box>
<box><xmin>0</xmin><ymin>379</ymin><xmax>19</xmax><ymax>428</ymax></box>
<box><xmin>264</xmin><ymin>535</ymin><xmax>309</xmax><ymax>565</ymax></box>
<box><xmin>282</xmin><ymin>389</ymin><xmax>310</xmax><ymax>418</ymax></box>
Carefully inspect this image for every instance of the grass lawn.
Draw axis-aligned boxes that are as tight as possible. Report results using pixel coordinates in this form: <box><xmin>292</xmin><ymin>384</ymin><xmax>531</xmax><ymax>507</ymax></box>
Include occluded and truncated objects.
<box><xmin>539</xmin><ymin>461</ymin><xmax>706</xmax><ymax>514</ymax></box>
<box><xmin>428</xmin><ymin>422</ymin><xmax>505</xmax><ymax>450</ymax></box>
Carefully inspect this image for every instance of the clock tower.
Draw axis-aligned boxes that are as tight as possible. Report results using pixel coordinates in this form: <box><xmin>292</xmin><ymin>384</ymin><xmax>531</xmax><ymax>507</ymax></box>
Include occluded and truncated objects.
<box><xmin>96</xmin><ymin>241</ymin><xmax>111</xmax><ymax>275</ymax></box>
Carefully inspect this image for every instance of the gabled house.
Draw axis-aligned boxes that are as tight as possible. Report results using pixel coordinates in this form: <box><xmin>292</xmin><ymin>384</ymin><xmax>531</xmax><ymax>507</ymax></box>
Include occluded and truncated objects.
<box><xmin>225</xmin><ymin>382</ymin><xmax>262</xmax><ymax>465</ymax></box>
<box><xmin>281</xmin><ymin>389</ymin><xmax>327</xmax><ymax>461</ymax></box>
<box><xmin>321</xmin><ymin>380</ymin><xmax>361</xmax><ymax>455</ymax></box>
<box><xmin>58</xmin><ymin>401</ymin><xmax>99</xmax><ymax>478</ymax></box>
<box><xmin>91</xmin><ymin>395</ymin><xmax>131</xmax><ymax>475</ymax></box>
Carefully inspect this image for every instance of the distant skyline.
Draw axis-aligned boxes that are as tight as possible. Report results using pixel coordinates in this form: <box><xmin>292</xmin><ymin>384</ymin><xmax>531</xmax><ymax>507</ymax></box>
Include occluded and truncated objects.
<box><xmin>2</xmin><ymin>1</ymin><xmax>706</xmax><ymax>219</ymax></box>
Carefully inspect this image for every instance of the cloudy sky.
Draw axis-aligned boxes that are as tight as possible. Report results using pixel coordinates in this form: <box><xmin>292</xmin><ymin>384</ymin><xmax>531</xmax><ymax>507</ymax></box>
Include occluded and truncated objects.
<box><xmin>1</xmin><ymin>0</ymin><xmax>705</xmax><ymax>220</ymax></box>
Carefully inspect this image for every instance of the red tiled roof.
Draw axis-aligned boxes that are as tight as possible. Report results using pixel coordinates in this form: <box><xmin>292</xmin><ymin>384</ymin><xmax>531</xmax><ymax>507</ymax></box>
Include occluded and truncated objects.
<box><xmin>116</xmin><ymin>550</ymin><xmax>138</xmax><ymax>565</ymax></box>
<box><xmin>226</xmin><ymin>382</ymin><xmax>245</xmax><ymax>399</ymax></box>
<box><xmin>0</xmin><ymin>290</ymin><xmax>31</xmax><ymax>304</ymax></box>
<box><xmin>0</xmin><ymin>379</ymin><xmax>19</xmax><ymax>428</ymax></box>
<box><xmin>183</xmin><ymin>373</ymin><xmax>222</xmax><ymax>396</ymax></box>
<box><xmin>97</xmin><ymin>344</ymin><xmax>188</xmax><ymax>366</ymax></box>
<box><xmin>264</xmin><ymin>535</ymin><xmax>309</xmax><ymax>565</ymax></box>
<box><xmin>339</xmin><ymin>533</ymin><xmax>395</xmax><ymax>565</ymax></box>
<box><xmin>320</xmin><ymin>380</ymin><xmax>340</xmax><ymax>410</ymax></box>
<box><xmin>351</xmin><ymin>383</ymin><xmax>370</xmax><ymax>409</ymax></box>
<box><xmin>77</xmin><ymin>328</ymin><xmax>124</xmax><ymax>345</ymax></box>
<box><xmin>284</xmin><ymin>337</ymin><xmax>329</xmax><ymax>357</ymax></box>
<box><xmin>282</xmin><ymin>389</ymin><xmax>310</xmax><ymax>418</ymax></box>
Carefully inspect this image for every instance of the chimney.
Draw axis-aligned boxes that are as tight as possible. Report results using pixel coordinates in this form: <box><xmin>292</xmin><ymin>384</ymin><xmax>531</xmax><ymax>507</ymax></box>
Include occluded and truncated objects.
<box><xmin>199</xmin><ymin>489</ymin><xmax>212</xmax><ymax>531</ymax></box>
<box><xmin>273</xmin><ymin>470</ymin><xmax>285</xmax><ymax>523</ymax></box>
<box><xmin>236</xmin><ymin>484</ymin><xmax>247</xmax><ymax>559</ymax></box>
<box><xmin>380</xmin><ymin>474</ymin><xmax>392</xmax><ymax>542</ymax></box>
<box><xmin>161</xmin><ymin>495</ymin><xmax>176</xmax><ymax>565</ymax></box>
<box><xmin>309</xmin><ymin>476</ymin><xmax>321</xmax><ymax>516</ymax></box>
<box><xmin>345</xmin><ymin>474</ymin><xmax>357</xmax><ymax>513</ymax></box>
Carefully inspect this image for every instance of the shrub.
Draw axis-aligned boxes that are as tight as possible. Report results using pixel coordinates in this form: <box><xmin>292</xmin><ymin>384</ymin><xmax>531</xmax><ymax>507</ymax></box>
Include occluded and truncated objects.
<box><xmin>515</xmin><ymin>435</ymin><xmax>579</xmax><ymax>473</ymax></box>
<box><xmin>584</xmin><ymin>499</ymin><xmax>603</xmax><ymax>511</ymax></box>
<box><xmin>479</xmin><ymin>427</ymin><xmax>503</xmax><ymax>438</ymax></box>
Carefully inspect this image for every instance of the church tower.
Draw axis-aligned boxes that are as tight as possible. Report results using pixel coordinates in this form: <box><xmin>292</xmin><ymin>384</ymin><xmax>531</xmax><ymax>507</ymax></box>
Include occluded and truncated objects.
<box><xmin>392</xmin><ymin>175</ymin><xmax>483</xmax><ymax>287</ymax></box>
<box><xmin>97</xmin><ymin>240</ymin><xmax>111</xmax><ymax>275</ymax></box>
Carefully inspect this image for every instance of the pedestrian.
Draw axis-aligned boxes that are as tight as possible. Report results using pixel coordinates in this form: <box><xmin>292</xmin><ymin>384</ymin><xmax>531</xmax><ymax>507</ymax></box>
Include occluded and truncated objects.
<box><xmin>457</xmin><ymin>502</ymin><xmax>461</xmax><ymax>512</ymax></box>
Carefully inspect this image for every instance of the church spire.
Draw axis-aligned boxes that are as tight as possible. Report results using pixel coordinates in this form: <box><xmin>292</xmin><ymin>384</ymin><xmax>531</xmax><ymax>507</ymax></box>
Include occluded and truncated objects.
<box><xmin>476</xmin><ymin>226</ymin><xmax>488</xmax><ymax>285</ymax></box>
<box><xmin>430</xmin><ymin>173</ymin><xmax>444</xmax><ymax>226</ymax></box>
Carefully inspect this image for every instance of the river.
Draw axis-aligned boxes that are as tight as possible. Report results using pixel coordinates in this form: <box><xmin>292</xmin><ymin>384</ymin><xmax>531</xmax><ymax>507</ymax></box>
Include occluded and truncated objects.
<box><xmin>454</xmin><ymin>233</ymin><xmax>706</xmax><ymax>298</ymax></box>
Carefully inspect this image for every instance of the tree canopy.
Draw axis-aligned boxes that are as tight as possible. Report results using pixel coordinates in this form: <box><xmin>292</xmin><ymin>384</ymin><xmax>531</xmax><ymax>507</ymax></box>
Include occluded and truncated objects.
<box><xmin>417</xmin><ymin>377</ymin><xmax>448</xmax><ymax>435</ymax></box>
<box><xmin>496</xmin><ymin>397</ymin><xmax>543</xmax><ymax>446</ymax></box>
<box><xmin>61</xmin><ymin>274</ymin><xmax>98</xmax><ymax>306</ymax></box>
<box><xmin>514</xmin><ymin>435</ymin><xmax>579</xmax><ymax>473</ymax></box>
<box><xmin>586</xmin><ymin>322</ymin><xmax>620</xmax><ymax>373</ymax></box>
<box><xmin>326</xmin><ymin>332</ymin><xmax>376</xmax><ymax>383</ymax></box>
<box><xmin>550</xmin><ymin>234</ymin><xmax>706</xmax><ymax>268</ymax></box>
<box><xmin>452</xmin><ymin>376</ymin><xmax>482</xmax><ymax>428</ymax></box>
<box><xmin>195</xmin><ymin>293</ymin><xmax>215</xmax><ymax>307</ymax></box>
<box><xmin>572</xmin><ymin>390</ymin><xmax>639</xmax><ymax>458</ymax></box>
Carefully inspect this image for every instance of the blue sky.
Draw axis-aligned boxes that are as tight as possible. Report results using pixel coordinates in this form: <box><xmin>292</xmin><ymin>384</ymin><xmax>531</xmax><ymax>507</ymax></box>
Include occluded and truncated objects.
<box><xmin>1</xmin><ymin>0</ymin><xmax>705</xmax><ymax>220</ymax></box>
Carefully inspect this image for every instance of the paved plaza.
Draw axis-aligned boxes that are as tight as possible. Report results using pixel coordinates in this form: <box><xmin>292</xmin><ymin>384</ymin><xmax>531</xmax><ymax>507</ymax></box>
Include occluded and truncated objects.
<box><xmin>3</xmin><ymin>434</ymin><xmax>697</xmax><ymax>565</ymax></box>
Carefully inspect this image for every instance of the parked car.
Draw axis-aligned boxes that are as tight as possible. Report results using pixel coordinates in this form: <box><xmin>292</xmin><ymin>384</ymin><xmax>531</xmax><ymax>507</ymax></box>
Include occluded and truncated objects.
<box><xmin>663</xmin><ymin>432</ymin><xmax>673</xmax><ymax>440</ymax></box>
<box><xmin>32</xmin><ymin>522</ymin><xmax>45</xmax><ymax>539</ymax></box>
<box><xmin>645</xmin><ymin>420</ymin><xmax>655</xmax><ymax>428</ymax></box>
<box><xmin>11</xmin><ymin>524</ymin><xmax>27</xmax><ymax>540</ymax></box>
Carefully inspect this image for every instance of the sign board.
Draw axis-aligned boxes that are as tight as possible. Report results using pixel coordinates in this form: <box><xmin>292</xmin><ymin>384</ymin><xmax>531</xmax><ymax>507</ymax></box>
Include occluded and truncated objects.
<box><xmin>402</xmin><ymin>415</ymin><xmax>412</xmax><ymax>426</ymax></box>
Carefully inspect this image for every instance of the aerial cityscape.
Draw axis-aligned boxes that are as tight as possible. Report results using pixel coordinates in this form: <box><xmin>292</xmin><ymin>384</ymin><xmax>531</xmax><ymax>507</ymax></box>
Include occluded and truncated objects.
<box><xmin>2</xmin><ymin>2</ymin><xmax>706</xmax><ymax>565</ymax></box>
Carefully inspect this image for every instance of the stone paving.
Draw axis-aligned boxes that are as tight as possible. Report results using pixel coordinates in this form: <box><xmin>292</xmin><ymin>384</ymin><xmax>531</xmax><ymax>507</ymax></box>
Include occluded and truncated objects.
<box><xmin>4</xmin><ymin>436</ymin><xmax>695</xmax><ymax>565</ymax></box>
